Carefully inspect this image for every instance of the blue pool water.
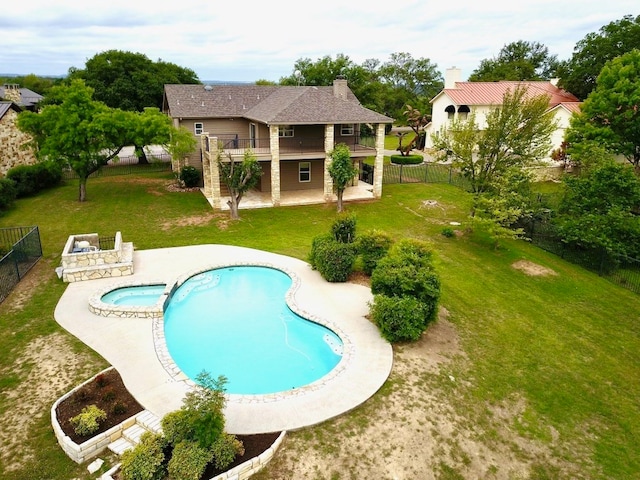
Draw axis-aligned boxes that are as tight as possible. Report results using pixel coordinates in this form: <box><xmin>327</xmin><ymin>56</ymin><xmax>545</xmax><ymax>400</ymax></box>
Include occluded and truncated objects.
<box><xmin>163</xmin><ymin>266</ymin><xmax>343</xmax><ymax>395</ymax></box>
<box><xmin>101</xmin><ymin>284</ymin><xmax>166</xmax><ymax>306</ymax></box>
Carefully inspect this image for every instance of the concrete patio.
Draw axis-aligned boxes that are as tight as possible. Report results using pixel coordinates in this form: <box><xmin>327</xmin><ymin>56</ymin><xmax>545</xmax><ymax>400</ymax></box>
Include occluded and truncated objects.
<box><xmin>54</xmin><ymin>244</ymin><xmax>393</xmax><ymax>434</ymax></box>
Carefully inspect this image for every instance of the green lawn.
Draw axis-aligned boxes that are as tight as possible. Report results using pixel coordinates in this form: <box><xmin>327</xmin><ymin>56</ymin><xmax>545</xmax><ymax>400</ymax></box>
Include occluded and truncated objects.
<box><xmin>0</xmin><ymin>172</ymin><xmax>639</xmax><ymax>479</ymax></box>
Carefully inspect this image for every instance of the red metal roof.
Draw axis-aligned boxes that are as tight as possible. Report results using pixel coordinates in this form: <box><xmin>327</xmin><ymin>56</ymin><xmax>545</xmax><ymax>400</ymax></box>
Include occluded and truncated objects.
<box><xmin>438</xmin><ymin>81</ymin><xmax>579</xmax><ymax>108</ymax></box>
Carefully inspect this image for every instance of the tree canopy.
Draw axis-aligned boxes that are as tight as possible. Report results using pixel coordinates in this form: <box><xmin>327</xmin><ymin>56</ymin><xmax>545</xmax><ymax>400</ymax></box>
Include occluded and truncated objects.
<box><xmin>17</xmin><ymin>80</ymin><xmax>195</xmax><ymax>202</ymax></box>
<box><xmin>279</xmin><ymin>52</ymin><xmax>442</xmax><ymax>122</ymax></box>
<box><xmin>328</xmin><ymin>143</ymin><xmax>358</xmax><ymax>213</ymax></box>
<box><xmin>565</xmin><ymin>49</ymin><xmax>640</xmax><ymax>168</ymax></box>
<box><xmin>468</xmin><ymin>40</ymin><xmax>559</xmax><ymax>81</ymax></box>
<box><xmin>431</xmin><ymin>86</ymin><xmax>556</xmax><ymax>193</ymax></box>
<box><xmin>557</xmin><ymin>14</ymin><xmax>640</xmax><ymax>100</ymax></box>
<box><xmin>68</xmin><ymin>50</ymin><xmax>200</xmax><ymax>111</ymax></box>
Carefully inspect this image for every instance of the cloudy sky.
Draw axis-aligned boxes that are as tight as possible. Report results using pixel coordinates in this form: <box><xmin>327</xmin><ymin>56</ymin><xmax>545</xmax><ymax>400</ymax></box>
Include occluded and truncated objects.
<box><xmin>1</xmin><ymin>1</ymin><xmax>637</xmax><ymax>83</ymax></box>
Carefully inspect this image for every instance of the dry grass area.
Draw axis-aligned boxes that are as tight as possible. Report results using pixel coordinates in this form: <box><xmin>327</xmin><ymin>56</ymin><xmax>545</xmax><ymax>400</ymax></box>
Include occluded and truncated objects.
<box><xmin>512</xmin><ymin>259</ymin><xmax>558</xmax><ymax>277</ymax></box>
<box><xmin>255</xmin><ymin>307</ymin><xmax>582</xmax><ymax>480</ymax></box>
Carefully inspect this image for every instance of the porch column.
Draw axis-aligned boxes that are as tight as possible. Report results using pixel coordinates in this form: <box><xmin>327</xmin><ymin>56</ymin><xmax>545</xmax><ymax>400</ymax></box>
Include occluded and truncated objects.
<box><xmin>373</xmin><ymin>123</ymin><xmax>385</xmax><ymax>198</ymax></box>
<box><xmin>324</xmin><ymin>124</ymin><xmax>335</xmax><ymax>202</ymax></box>
<box><xmin>269</xmin><ymin>125</ymin><xmax>281</xmax><ymax>206</ymax></box>
<box><xmin>201</xmin><ymin>134</ymin><xmax>222</xmax><ymax>210</ymax></box>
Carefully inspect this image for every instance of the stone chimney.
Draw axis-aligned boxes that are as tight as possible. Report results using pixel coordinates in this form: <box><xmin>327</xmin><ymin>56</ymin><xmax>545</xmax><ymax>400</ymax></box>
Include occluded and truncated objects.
<box><xmin>2</xmin><ymin>84</ymin><xmax>21</xmax><ymax>104</ymax></box>
<box><xmin>333</xmin><ymin>76</ymin><xmax>348</xmax><ymax>100</ymax></box>
<box><xmin>444</xmin><ymin>67</ymin><xmax>462</xmax><ymax>89</ymax></box>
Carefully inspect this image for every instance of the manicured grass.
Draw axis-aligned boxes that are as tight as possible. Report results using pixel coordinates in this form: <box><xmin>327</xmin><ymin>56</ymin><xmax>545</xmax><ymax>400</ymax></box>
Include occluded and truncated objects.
<box><xmin>1</xmin><ymin>173</ymin><xmax>639</xmax><ymax>479</ymax></box>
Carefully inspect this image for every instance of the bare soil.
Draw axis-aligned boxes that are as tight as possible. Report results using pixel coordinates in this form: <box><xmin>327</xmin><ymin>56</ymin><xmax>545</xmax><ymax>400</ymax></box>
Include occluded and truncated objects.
<box><xmin>512</xmin><ymin>259</ymin><xmax>558</xmax><ymax>276</ymax></box>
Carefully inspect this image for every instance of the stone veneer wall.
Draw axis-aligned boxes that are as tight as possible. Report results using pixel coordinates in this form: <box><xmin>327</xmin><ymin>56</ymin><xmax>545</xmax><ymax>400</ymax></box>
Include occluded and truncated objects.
<box><xmin>60</xmin><ymin>232</ymin><xmax>134</xmax><ymax>282</ymax></box>
<box><xmin>0</xmin><ymin>107</ymin><xmax>38</xmax><ymax>176</ymax></box>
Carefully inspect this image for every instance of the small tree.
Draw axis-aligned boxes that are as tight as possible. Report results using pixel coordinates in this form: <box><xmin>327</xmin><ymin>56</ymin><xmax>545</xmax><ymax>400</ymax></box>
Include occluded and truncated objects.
<box><xmin>328</xmin><ymin>143</ymin><xmax>358</xmax><ymax>213</ymax></box>
<box><xmin>218</xmin><ymin>150</ymin><xmax>262</xmax><ymax>220</ymax></box>
<box><xmin>397</xmin><ymin>104</ymin><xmax>430</xmax><ymax>155</ymax></box>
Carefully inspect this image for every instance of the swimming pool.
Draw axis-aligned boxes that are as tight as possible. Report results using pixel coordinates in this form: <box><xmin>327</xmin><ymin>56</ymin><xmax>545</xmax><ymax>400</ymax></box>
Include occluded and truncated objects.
<box><xmin>100</xmin><ymin>284</ymin><xmax>166</xmax><ymax>306</ymax></box>
<box><xmin>163</xmin><ymin>266</ymin><xmax>344</xmax><ymax>395</ymax></box>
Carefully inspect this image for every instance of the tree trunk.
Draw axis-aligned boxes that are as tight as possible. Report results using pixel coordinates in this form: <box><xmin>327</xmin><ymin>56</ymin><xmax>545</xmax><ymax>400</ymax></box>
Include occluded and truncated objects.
<box><xmin>336</xmin><ymin>190</ymin><xmax>344</xmax><ymax>213</ymax></box>
<box><xmin>227</xmin><ymin>196</ymin><xmax>240</xmax><ymax>220</ymax></box>
<box><xmin>135</xmin><ymin>145</ymin><xmax>149</xmax><ymax>165</ymax></box>
<box><xmin>78</xmin><ymin>177</ymin><xmax>88</xmax><ymax>202</ymax></box>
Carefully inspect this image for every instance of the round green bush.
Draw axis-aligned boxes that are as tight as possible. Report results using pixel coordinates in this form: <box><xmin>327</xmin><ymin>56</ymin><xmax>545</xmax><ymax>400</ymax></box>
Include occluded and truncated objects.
<box><xmin>69</xmin><ymin>404</ymin><xmax>107</xmax><ymax>436</ymax></box>
<box><xmin>331</xmin><ymin>214</ymin><xmax>357</xmax><ymax>243</ymax></box>
<box><xmin>179</xmin><ymin>166</ymin><xmax>201</xmax><ymax>188</ymax></box>
<box><xmin>120</xmin><ymin>432</ymin><xmax>166</xmax><ymax>480</ymax></box>
<box><xmin>390</xmin><ymin>154</ymin><xmax>423</xmax><ymax>165</ymax></box>
<box><xmin>357</xmin><ymin>230</ymin><xmax>393</xmax><ymax>276</ymax></box>
<box><xmin>308</xmin><ymin>233</ymin><xmax>356</xmax><ymax>282</ymax></box>
<box><xmin>0</xmin><ymin>178</ymin><xmax>17</xmax><ymax>213</ymax></box>
<box><xmin>370</xmin><ymin>294</ymin><xmax>430</xmax><ymax>342</ymax></box>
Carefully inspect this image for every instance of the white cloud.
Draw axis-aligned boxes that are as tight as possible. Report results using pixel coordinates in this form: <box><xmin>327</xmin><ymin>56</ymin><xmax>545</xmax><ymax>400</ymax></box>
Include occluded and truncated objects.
<box><xmin>0</xmin><ymin>0</ymin><xmax>637</xmax><ymax>81</ymax></box>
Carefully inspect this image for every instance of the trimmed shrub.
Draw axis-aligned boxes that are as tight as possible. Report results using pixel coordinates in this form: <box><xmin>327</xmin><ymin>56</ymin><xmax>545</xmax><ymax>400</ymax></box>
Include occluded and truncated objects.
<box><xmin>309</xmin><ymin>233</ymin><xmax>356</xmax><ymax>282</ymax></box>
<box><xmin>0</xmin><ymin>178</ymin><xmax>17</xmax><ymax>213</ymax></box>
<box><xmin>441</xmin><ymin>227</ymin><xmax>455</xmax><ymax>238</ymax></box>
<box><xmin>390</xmin><ymin>154</ymin><xmax>423</xmax><ymax>165</ymax></box>
<box><xmin>210</xmin><ymin>433</ymin><xmax>245</xmax><ymax>470</ymax></box>
<box><xmin>179</xmin><ymin>166</ymin><xmax>201</xmax><ymax>188</ymax></box>
<box><xmin>370</xmin><ymin>295</ymin><xmax>431</xmax><ymax>342</ymax></box>
<box><xmin>357</xmin><ymin>230</ymin><xmax>394</xmax><ymax>276</ymax></box>
<box><xmin>167</xmin><ymin>440</ymin><xmax>211</xmax><ymax>480</ymax></box>
<box><xmin>69</xmin><ymin>405</ymin><xmax>107</xmax><ymax>436</ymax></box>
<box><xmin>120</xmin><ymin>432</ymin><xmax>166</xmax><ymax>480</ymax></box>
<box><xmin>6</xmin><ymin>161</ymin><xmax>62</xmax><ymax>197</ymax></box>
<box><xmin>331</xmin><ymin>214</ymin><xmax>357</xmax><ymax>243</ymax></box>
<box><xmin>161</xmin><ymin>409</ymin><xmax>195</xmax><ymax>447</ymax></box>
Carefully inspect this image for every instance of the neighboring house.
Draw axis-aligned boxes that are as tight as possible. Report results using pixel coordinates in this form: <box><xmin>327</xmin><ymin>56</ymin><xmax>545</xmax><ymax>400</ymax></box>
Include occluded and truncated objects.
<box><xmin>0</xmin><ymin>84</ymin><xmax>43</xmax><ymax>111</ymax></box>
<box><xmin>162</xmin><ymin>78</ymin><xmax>394</xmax><ymax>210</ymax></box>
<box><xmin>0</xmin><ymin>101</ymin><xmax>38</xmax><ymax>176</ymax></box>
<box><xmin>425</xmin><ymin>67</ymin><xmax>581</xmax><ymax>159</ymax></box>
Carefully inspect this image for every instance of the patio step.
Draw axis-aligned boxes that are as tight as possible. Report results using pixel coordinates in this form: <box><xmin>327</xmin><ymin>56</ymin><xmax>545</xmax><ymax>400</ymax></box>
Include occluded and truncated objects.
<box><xmin>107</xmin><ymin>436</ymin><xmax>134</xmax><ymax>456</ymax></box>
<box><xmin>106</xmin><ymin>410</ymin><xmax>162</xmax><ymax>456</ymax></box>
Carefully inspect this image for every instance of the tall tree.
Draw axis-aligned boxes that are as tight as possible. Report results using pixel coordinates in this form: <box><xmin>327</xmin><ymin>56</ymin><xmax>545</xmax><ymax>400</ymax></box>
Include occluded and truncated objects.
<box><xmin>218</xmin><ymin>150</ymin><xmax>262</xmax><ymax>220</ymax></box>
<box><xmin>566</xmin><ymin>49</ymin><xmax>640</xmax><ymax>168</ymax></box>
<box><xmin>17</xmin><ymin>80</ymin><xmax>194</xmax><ymax>202</ymax></box>
<box><xmin>469</xmin><ymin>40</ymin><xmax>559</xmax><ymax>81</ymax></box>
<box><xmin>431</xmin><ymin>86</ymin><xmax>556</xmax><ymax>193</ymax></box>
<box><xmin>68</xmin><ymin>50</ymin><xmax>200</xmax><ymax>111</ymax></box>
<box><xmin>328</xmin><ymin>143</ymin><xmax>358</xmax><ymax>213</ymax></box>
<box><xmin>558</xmin><ymin>14</ymin><xmax>640</xmax><ymax>100</ymax></box>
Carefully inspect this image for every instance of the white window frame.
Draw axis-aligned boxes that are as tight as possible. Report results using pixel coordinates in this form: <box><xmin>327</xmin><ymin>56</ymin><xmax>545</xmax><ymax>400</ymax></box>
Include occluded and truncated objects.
<box><xmin>340</xmin><ymin>124</ymin><xmax>355</xmax><ymax>136</ymax></box>
<box><xmin>299</xmin><ymin>161</ymin><xmax>311</xmax><ymax>182</ymax></box>
<box><xmin>194</xmin><ymin>122</ymin><xmax>204</xmax><ymax>135</ymax></box>
<box><xmin>279</xmin><ymin>125</ymin><xmax>294</xmax><ymax>137</ymax></box>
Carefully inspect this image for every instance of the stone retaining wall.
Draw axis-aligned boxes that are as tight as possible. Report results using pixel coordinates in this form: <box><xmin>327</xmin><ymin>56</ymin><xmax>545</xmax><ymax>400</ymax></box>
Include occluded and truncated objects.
<box><xmin>51</xmin><ymin>367</ymin><xmax>139</xmax><ymax>464</ymax></box>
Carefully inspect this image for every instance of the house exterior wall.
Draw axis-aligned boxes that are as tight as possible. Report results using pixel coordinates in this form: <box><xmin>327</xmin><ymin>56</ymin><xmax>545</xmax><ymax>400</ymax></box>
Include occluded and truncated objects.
<box><xmin>0</xmin><ymin>107</ymin><xmax>38</xmax><ymax>176</ymax></box>
<box><xmin>549</xmin><ymin>108</ymin><xmax>573</xmax><ymax>154</ymax></box>
<box><xmin>279</xmin><ymin>159</ymin><xmax>324</xmax><ymax>191</ymax></box>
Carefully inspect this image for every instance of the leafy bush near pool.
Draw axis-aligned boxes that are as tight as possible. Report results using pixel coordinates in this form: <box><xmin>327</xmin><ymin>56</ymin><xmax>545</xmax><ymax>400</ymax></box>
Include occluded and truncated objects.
<box><xmin>120</xmin><ymin>431</ymin><xmax>166</xmax><ymax>480</ymax></box>
<box><xmin>331</xmin><ymin>213</ymin><xmax>357</xmax><ymax>243</ymax></box>
<box><xmin>309</xmin><ymin>233</ymin><xmax>357</xmax><ymax>282</ymax></box>
<box><xmin>390</xmin><ymin>154</ymin><xmax>423</xmax><ymax>165</ymax></box>
<box><xmin>167</xmin><ymin>440</ymin><xmax>211</xmax><ymax>480</ymax></box>
<box><xmin>179</xmin><ymin>165</ymin><xmax>201</xmax><ymax>188</ymax></box>
<box><xmin>369</xmin><ymin>238</ymin><xmax>441</xmax><ymax>341</ymax></box>
<box><xmin>370</xmin><ymin>295</ymin><xmax>431</xmax><ymax>342</ymax></box>
<box><xmin>69</xmin><ymin>405</ymin><xmax>107</xmax><ymax>436</ymax></box>
<box><xmin>357</xmin><ymin>229</ymin><xmax>394</xmax><ymax>276</ymax></box>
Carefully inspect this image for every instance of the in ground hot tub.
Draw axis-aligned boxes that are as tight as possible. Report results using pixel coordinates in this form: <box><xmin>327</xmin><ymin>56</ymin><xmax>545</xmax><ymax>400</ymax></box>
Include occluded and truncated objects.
<box><xmin>89</xmin><ymin>282</ymin><xmax>168</xmax><ymax>318</ymax></box>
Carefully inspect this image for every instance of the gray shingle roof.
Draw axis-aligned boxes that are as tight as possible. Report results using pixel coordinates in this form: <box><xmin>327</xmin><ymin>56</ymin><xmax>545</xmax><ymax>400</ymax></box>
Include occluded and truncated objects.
<box><xmin>0</xmin><ymin>86</ymin><xmax>43</xmax><ymax>108</ymax></box>
<box><xmin>163</xmin><ymin>84</ymin><xmax>394</xmax><ymax>124</ymax></box>
<box><xmin>0</xmin><ymin>101</ymin><xmax>21</xmax><ymax>119</ymax></box>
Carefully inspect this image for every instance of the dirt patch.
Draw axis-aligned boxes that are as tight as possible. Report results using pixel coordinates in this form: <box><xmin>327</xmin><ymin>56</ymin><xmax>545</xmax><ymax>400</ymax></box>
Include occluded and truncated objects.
<box><xmin>347</xmin><ymin>271</ymin><xmax>371</xmax><ymax>287</ymax></box>
<box><xmin>160</xmin><ymin>213</ymin><xmax>228</xmax><ymax>231</ymax></box>
<box><xmin>0</xmin><ymin>332</ymin><xmax>97</xmax><ymax>472</ymax></box>
<box><xmin>2</xmin><ymin>262</ymin><xmax>50</xmax><ymax>312</ymax></box>
<box><xmin>512</xmin><ymin>259</ymin><xmax>557</xmax><ymax>277</ymax></box>
<box><xmin>256</xmin><ymin>308</ymin><xmax>577</xmax><ymax>479</ymax></box>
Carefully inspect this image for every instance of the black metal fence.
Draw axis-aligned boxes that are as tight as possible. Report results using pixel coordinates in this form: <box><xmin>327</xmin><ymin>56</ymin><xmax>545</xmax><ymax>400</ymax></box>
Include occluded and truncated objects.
<box><xmin>383</xmin><ymin>162</ymin><xmax>469</xmax><ymax>189</ymax></box>
<box><xmin>0</xmin><ymin>226</ymin><xmax>43</xmax><ymax>303</ymax></box>
<box><xmin>523</xmin><ymin>220</ymin><xmax>640</xmax><ymax>295</ymax></box>
<box><xmin>62</xmin><ymin>155</ymin><xmax>173</xmax><ymax>180</ymax></box>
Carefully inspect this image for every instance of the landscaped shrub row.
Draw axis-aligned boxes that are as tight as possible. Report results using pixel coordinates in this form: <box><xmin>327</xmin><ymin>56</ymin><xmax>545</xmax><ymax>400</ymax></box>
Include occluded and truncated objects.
<box><xmin>0</xmin><ymin>161</ymin><xmax>63</xmax><ymax>214</ymax></box>
<box><xmin>309</xmin><ymin>216</ymin><xmax>440</xmax><ymax>342</ymax></box>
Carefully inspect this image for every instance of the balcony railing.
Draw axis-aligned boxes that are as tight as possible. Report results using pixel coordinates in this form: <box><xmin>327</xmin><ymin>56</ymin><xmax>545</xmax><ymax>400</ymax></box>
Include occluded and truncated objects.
<box><xmin>210</xmin><ymin>134</ymin><xmax>376</xmax><ymax>154</ymax></box>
